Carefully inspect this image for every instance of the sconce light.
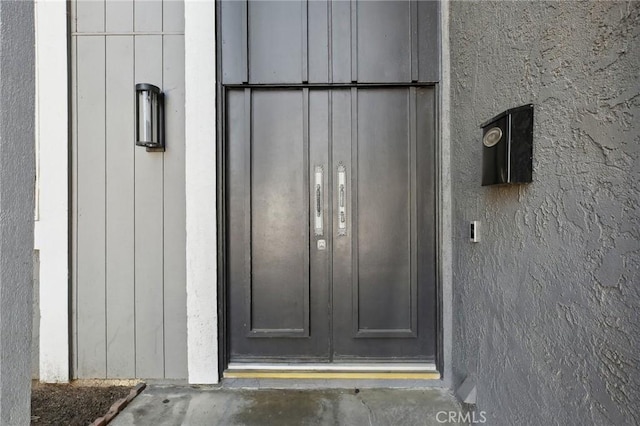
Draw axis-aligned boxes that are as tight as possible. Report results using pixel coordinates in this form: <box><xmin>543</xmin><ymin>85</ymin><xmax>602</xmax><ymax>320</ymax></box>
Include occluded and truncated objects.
<box><xmin>135</xmin><ymin>83</ymin><xmax>165</xmax><ymax>152</ymax></box>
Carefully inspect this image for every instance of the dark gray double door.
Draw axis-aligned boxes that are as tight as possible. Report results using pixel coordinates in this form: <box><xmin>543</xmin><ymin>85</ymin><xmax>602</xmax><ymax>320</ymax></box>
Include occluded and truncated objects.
<box><xmin>226</xmin><ymin>86</ymin><xmax>437</xmax><ymax>363</ymax></box>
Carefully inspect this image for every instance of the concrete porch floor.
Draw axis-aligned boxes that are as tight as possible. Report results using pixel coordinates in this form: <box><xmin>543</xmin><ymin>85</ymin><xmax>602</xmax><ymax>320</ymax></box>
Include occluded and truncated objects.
<box><xmin>110</xmin><ymin>385</ymin><xmax>467</xmax><ymax>426</ymax></box>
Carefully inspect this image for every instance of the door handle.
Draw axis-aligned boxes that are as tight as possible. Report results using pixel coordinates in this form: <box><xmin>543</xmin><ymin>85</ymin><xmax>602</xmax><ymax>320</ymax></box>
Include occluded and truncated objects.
<box><xmin>314</xmin><ymin>166</ymin><xmax>323</xmax><ymax>236</ymax></box>
<box><xmin>316</xmin><ymin>185</ymin><xmax>321</xmax><ymax>215</ymax></box>
<box><xmin>337</xmin><ymin>164</ymin><xmax>347</xmax><ymax>236</ymax></box>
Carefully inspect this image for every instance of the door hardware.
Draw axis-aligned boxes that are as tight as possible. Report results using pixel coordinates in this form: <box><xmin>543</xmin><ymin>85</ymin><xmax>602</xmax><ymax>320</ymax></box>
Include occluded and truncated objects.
<box><xmin>337</xmin><ymin>164</ymin><xmax>347</xmax><ymax>236</ymax></box>
<box><xmin>314</xmin><ymin>166</ymin><xmax>323</xmax><ymax>236</ymax></box>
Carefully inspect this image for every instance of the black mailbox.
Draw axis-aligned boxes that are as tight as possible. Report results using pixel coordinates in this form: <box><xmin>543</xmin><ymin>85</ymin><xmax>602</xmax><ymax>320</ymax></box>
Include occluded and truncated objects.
<box><xmin>481</xmin><ymin>104</ymin><xmax>533</xmax><ymax>186</ymax></box>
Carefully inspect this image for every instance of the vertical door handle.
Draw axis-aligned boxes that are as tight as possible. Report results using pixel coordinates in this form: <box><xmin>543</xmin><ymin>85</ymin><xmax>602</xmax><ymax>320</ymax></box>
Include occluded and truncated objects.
<box><xmin>316</xmin><ymin>185</ymin><xmax>321</xmax><ymax>214</ymax></box>
<box><xmin>337</xmin><ymin>164</ymin><xmax>347</xmax><ymax>236</ymax></box>
<box><xmin>314</xmin><ymin>166</ymin><xmax>323</xmax><ymax>236</ymax></box>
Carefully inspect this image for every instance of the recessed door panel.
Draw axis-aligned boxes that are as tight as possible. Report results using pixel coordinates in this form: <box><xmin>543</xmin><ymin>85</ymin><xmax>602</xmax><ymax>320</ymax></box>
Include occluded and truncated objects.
<box><xmin>332</xmin><ymin>87</ymin><xmax>435</xmax><ymax>360</ymax></box>
<box><xmin>355</xmin><ymin>89</ymin><xmax>414</xmax><ymax>335</ymax></box>
<box><xmin>250</xmin><ymin>90</ymin><xmax>309</xmax><ymax>336</ymax></box>
<box><xmin>248</xmin><ymin>2</ymin><xmax>305</xmax><ymax>83</ymax></box>
<box><xmin>227</xmin><ymin>88</ymin><xmax>330</xmax><ymax>360</ymax></box>
<box><xmin>356</xmin><ymin>1</ymin><xmax>412</xmax><ymax>82</ymax></box>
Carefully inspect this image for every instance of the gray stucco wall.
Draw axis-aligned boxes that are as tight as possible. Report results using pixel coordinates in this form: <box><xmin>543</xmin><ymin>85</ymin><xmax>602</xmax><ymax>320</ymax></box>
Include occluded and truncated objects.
<box><xmin>0</xmin><ymin>0</ymin><xmax>35</xmax><ymax>424</ymax></box>
<box><xmin>449</xmin><ymin>1</ymin><xmax>639</xmax><ymax>425</ymax></box>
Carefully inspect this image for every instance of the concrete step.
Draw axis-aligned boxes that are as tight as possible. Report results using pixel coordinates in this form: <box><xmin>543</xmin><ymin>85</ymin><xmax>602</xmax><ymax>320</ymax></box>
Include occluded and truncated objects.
<box><xmin>111</xmin><ymin>385</ymin><xmax>469</xmax><ymax>426</ymax></box>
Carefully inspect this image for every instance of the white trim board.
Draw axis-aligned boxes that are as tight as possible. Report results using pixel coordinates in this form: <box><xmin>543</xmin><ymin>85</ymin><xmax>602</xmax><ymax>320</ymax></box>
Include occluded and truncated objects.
<box><xmin>34</xmin><ymin>0</ymin><xmax>69</xmax><ymax>383</ymax></box>
<box><xmin>185</xmin><ymin>0</ymin><xmax>219</xmax><ymax>384</ymax></box>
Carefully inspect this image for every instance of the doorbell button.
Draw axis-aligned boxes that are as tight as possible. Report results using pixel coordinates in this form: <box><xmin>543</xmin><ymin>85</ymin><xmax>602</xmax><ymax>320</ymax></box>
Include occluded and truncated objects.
<box><xmin>470</xmin><ymin>221</ymin><xmax>480</xmax><ymax>243</ymax></box>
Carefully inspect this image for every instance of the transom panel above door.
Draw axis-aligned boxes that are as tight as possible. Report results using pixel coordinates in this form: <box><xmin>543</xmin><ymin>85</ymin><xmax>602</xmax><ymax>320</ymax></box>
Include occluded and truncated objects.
<box><xmin>220</xmin><ymin>0</ymin><xmax>440</xmax><ymax>84</ymax></box>
<box><xmin>226</xmin><ymin>87</ymin><xmax>437</xmax><ymax>363</ymax></box>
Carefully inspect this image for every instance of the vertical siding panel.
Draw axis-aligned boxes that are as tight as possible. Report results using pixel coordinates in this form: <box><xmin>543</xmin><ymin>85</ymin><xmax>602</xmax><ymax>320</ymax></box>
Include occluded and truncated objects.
<box><xmin>417</xmin><ymin>0</ymin><xmax>440</xmax><ymax>82</ymax></box>
<box><xmin>106</xmin><ymin>0</ymin><xmax>134</xmax><ymax>33</ymax></box>
<box><xmin>331</xmin><ymin>0</ymin><xmax>351</xmax><ymax>83</ymax></box>
<box><xmin>163</xmin><ymin>0</ymin><xmax>184</xmax><ymax>33</ymax></box>
<box><xmin>134</xmin><ymin>35</ymin><xmax>165</xmax><ymax>378</ymax></box>
<box><xmin>308</xmin><ymin>0</ymin><xmax>329</xmax><ymax>83</ymax></box>
<box><xmin>134</xmin><ymin>0</ymin><xmax>163</xmax><ymax>32</ymax></box>
<box><xmin>76</xmin><ymin>36</ymin><xmax>107</xmax><ymax>378</ymax></box>
<box><xmin>220</xmin><ymin>0</ymin><xmax>246</xmax><ymax>84</ymax></box>
<box><xmin>105</xmin><ymin>36</ymin><xmax>136</xmax><ymax>378</ymax></box>
<box><xmin>73</xmin><ymin>0</ymin><xmax>187</xmax><ymax>380</ymax></box>
<box><xmin>356</xmin><ymin>1</ymin><xmax>411</xmax><ymax>83</ymax></box>
<box><xmin>162</xmin><ymin>34</ymin><xmax>187</xmax><ymax>379</ymax></box>
<box><xmin>76</xmin><ymin>0</ymin><xmax>105</xmax><ymax>33</ymax></box>
<box><xmin>248</xmin><ymin>1</ymin><xmax>303</xmax><ymax>83</ymax></box>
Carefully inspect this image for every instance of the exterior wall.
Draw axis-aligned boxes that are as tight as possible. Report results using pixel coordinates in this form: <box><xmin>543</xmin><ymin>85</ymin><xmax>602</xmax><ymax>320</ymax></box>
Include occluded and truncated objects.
<box><xmin>0</xmin><ymin>0</ymin><xmax>35</xmax><ymax>422</ymax></box>
<box><xmin>70</xmin><ymin>0</ymin><xmax>187</xmax><ymax>379</ymax></box>
<box><xmin>450</xmin><ymin>1</ymin><xmax>640</xmax><ymax>424</ymax></box>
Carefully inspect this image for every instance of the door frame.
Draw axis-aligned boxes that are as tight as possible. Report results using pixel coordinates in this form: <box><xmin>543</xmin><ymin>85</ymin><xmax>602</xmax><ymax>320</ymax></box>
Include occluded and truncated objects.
<box><xmin>221</xmin><ymin>85</ymin><xmax>438</xmax><ymax>367</ymax></box>
<box><xmin>210</xmin><ymin>1</ymin><xmax>453</xmax><ymax>383</ymax></box>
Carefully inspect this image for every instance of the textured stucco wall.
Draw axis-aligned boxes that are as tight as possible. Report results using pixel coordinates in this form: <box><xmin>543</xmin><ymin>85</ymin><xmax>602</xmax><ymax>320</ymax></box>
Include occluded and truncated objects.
<box><xmin>0</xmin><ymin>0</ymin><xmax>35</xmax><ymax>424</ymax></box>
<box><xmin>450</xmin><ymin>1</ymin><xmax>639</xmax><ymax>424</ymax></box>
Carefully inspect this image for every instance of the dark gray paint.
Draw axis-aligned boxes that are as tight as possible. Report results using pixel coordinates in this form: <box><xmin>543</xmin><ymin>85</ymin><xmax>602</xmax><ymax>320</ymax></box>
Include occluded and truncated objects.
<box><xmin>227</xmin><ymin>88</ymin><xmax>437</xmax><ymax>361</ymax></box>
<box><xmin>0</xmin><ymin>0</ymin><xmax>35</xmax><ymax>422</ymax></box>
<box><xmin>332</xmin><ymin>87</ymin><xmax>437</xmax><ymax>359</ymax></box>
<box><xmin>227</xmin><ymin>89</ymin><xmax>330</xmax><ymax>359</ymax></box>
<box><xmin>355</xmin><ymin>89</ymin><xmax>413</xmax><ymax>333</ymax></box>
<box><xmin>223</xmin><ymin>0</ymin><xmax>440</xmax><ymax>364</ymax></box>
<box><xmin>220</xmin><ymin>0</ymin><xmax>440</xmax><ymax>84</ymax></box>
<box><xmin>330</xmin><ymin>0</ymin><xmax>351</xmax><ymax>83</ymax></box>
<box><xmin>250</xmin><ymin>90</ymin><xmax>309</xmax><ymax>335</ymax></box>
<box><xmin>417</xmin><ymin>0</ymin><xmax>440</xmax><ymax>83</ymax></box>
<box><xmin>450</xmin><ymin>1</ymin><xmax>640</xmax><ymax>424</ymax></box>
<box><xmin>220</xmin><ymin>1</ymin><xmax>246</xmax><ymax>83</ymax></box>
<box><xmin>356</xmin><ymin>2</ymin><xmax>411</xmax><ymax>82</ymax></box>
<box><xmin>248</xmin><ymin>2</ymin><xmax>303</xmax><ymax>83</ymax></box>
<box><xmin>307</xmin><ymin>0</ymin><xmax>329</xmax><ymax>83</ymax></box>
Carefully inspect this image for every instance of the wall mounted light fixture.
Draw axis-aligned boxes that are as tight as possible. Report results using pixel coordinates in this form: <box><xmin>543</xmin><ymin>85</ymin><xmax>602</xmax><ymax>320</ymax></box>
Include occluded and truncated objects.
<box><xmin>135</xmin><ymin>83</ymin><xmax>165</xmax><ymax>152</ymax></box>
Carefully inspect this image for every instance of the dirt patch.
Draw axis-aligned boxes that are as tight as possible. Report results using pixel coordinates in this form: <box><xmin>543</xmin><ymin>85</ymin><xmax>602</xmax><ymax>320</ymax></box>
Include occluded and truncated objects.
<box><xmin>31</xmin><ymin>382</ymin><xmax>132</xmax><ymax>425</ymax></box>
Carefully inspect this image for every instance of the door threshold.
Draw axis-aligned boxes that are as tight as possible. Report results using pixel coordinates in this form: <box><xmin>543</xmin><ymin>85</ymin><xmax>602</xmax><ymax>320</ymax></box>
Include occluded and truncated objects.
<box><xmin>224</xmin><ymin>363</ymin><xmax>440</xmax><ymax>380</ymax></box>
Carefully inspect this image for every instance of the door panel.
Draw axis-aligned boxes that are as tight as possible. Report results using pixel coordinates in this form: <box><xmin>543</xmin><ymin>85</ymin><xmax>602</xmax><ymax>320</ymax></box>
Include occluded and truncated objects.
<box><xmin>248</xmin><ymin>2</ymin><xmax>304</xmax><ymax>83</ymax></box>
<box><xmin>220</xmin><ymin>1</ymin><xmax>247</xmax><ymax>84</ymax></box>
<box><xmin>250</xmin><ymin>90</ymin><xmax>309</xmax><ymax>336</ymax></box>
<box><xmin>227</xmin><ymin>89</ymin><xmax>330</xmax><ymax>360</ymax></box>
<box><xmin>332</xmin><ymin>87</ymin><xmax>435</xmax><ymax>360</ymax></box>
<box><xmin>227</xmin><ymin>87</ymin><xmax>436</xmax><ymax>363</ymax></box>
<box><xmin>354</xmin><ymin>89</ymin><xmax>414</xmax><ymax>335</ymax></box>
<box><xmin>307</xmin><ymin>0</ymin><xmax>330</xmax><ymax>83</ymax></box>
<box><xmin>356</xmin><ymin>1</ymin><xmax>412</xmax><ymax>82</ymax></box>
